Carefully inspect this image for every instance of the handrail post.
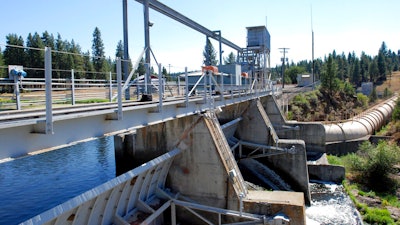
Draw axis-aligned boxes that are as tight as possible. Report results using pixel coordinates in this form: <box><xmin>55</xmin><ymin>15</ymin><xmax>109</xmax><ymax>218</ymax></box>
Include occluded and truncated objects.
<box><xmin>45</xmin><ymin>47</ymin><xmax>53</xmax><ymax>134</ymax></box>
<box><xmin>203</xmin><ymin>70</ymin><xmax>207</xmax><ymax>103</ymax></box>
<box><xmin>177</xmin><ymin>74</ymin><xmax>181</xmax><ymax>96</ymax></box>
<box><xmin>109</xmin><ymin>71</ymin><xmax>113</xmax><ymax>102</ymax></box>
<box><xmin>158</xmin><ymin>63</ymin><xmax>163</xmax><ymax>112</ymax></box>
<box><xmin>71</xmin><ymin>69</ymin><xmax>75</xmax><ymax>105</ymax></box>
<box><xmin>13</xmin><ymin>76</ymin><xmax>21</xmax><ymax>110</ymax></box>
<box><xmin>116</xmin><ymin>57</ymin><xmax>123</xmax><ymax>120</ymax></box>
<box><xmin>185</xmin><ymin>67</ymin><xmax>189</xmax><ymax>107</ymax></box>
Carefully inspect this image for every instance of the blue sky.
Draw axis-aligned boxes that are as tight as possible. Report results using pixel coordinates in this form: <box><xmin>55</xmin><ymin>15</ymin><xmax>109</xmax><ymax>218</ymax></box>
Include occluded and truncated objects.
<box><xmin>1</xmin><ymin>0</ymin><xmax>399</xmax><ymax>72</ymax></box>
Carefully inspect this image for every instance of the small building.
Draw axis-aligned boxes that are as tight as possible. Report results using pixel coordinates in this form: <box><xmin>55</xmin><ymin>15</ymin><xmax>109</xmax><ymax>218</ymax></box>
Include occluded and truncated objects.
<box><xmin>361</xmin><ymin>82</ymin><xmax>373</xmax><ymax>96</ymax></box>
<box><xmin>297</xmin><ymin>74</ymin><xmax>312</xmax><ymax>87</ymax></box>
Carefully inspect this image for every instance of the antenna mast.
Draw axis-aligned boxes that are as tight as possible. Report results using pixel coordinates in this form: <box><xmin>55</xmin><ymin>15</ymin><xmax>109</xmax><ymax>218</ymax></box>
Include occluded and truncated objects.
<box><xmin>311</xmin><ymin>5</ymin><xmax>315</xmax><ymax>89</ymax></box>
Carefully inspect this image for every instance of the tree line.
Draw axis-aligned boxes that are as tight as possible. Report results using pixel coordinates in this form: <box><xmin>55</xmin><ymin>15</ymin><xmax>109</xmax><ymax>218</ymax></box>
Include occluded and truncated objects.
<box><xmin>0</xmin><ymin>27</ymin><xmax>141</xmax><ymax>80</ymax></box>
<box><xmin>275</xmin><ymin>41</ymin><xmax>400</xmax><ymax>89</ymax></box>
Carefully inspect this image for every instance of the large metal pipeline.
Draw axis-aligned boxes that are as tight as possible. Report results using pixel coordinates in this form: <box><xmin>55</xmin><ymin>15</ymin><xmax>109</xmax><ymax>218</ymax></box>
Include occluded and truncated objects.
<box><xmin>324</xmin><ymin>95</ymin><xmax>397</xmax><ymax>143</ymax></box>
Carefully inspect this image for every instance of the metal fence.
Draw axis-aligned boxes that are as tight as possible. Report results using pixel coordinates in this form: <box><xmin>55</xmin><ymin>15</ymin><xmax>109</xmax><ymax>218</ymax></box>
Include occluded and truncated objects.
<box><xmin>0</xmin><ymin>45</ymin><xmax>278</xmax><ymax>111</ymax></box>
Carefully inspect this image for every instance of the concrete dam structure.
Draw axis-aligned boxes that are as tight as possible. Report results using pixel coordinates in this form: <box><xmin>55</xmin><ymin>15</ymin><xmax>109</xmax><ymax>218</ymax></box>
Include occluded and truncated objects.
<box><xmin>23</xmin><ymin>96</ymin><xmax>308</xmax><ymax>225</ymax></box>
<box><xmin>21</xmin><ymin>94</ymin><xmax>397</xmax><ymax>225</ymax></box>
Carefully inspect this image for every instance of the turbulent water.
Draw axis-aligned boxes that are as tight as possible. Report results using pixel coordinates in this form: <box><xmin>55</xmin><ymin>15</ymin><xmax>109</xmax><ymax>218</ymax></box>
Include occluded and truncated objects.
<box><xmin>306</xmin><ymin>182</ymin><xmax>363</xmax><ymax>225</ymax></box>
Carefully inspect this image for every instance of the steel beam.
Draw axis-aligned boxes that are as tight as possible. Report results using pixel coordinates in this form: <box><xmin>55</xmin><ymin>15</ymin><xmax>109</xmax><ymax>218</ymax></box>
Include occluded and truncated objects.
<box><xmin>134</xmin><ymin>0</ymin><xmax>242</xmax><ymax>52</ymax></box>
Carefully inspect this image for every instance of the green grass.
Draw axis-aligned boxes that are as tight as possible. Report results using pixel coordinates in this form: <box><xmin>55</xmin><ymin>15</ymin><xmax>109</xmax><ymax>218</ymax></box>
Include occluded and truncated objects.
<box><xmin>343</xmin><ymin>181</ymin><xmax>396</xmax><ymax>224</ymax></box>
<box><xmin>0</xmin><ymin>98</ymin><xmax>15</xmax><ymax>103</ymax></box>
<box><xmin>327</xmin><ymin>155</ymin><xmax>344</xmax><ymax>166</ymax></box>
<box><xmin>75</xmin><ymin>98</ymin><xmax>109</xmax><ymax>104</ymax></box>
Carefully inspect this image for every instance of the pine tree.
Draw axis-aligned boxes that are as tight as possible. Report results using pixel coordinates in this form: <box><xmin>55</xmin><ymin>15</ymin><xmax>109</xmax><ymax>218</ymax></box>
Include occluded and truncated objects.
<box><xmin>350</xmin><ymin>58</ymin><xmax>361</xmax><ymax>86</ymax></box>
<box><xmin>4</xmin><ymin>34</ymin><xmax>26</xmax><ymax>66</ymax></box>
<box><xmin>41</xmin><ymin>31</ymin><xmax>55</xmax><ymax>49</ymax></box>
<box><xmin>92</xmin><ymin>27</ymin><xmax>106</xmax><ymax>75</ymax></box>
<box><xmin>223</xmin><ymin>52</ymin><xmax>236</xmax><ymax>65</ymax></box>
<box><xmin>83</xmin><ymin>50</ymin><xmax>94</xmax><ymax>79</ymax></box>
<box><xmin>0</xmin><ymin>47</ymin><xmax>5</xmax><ymax>78</ymax></box>
<box><xmin>377</xmin><ymin>41</ymin><xmax>388</xmax><ymax>81</ymax></box>
<box><xmin>203</xmin><ymin>38</ymin><xmax>217</xmax><ymax>66</ymax></box>
<box><xmin>360</xmin><ymin>51</ymin><xmax>370</xmax><ymax>82</ymax></box>
<box><xmin>135</xmin><ymin>58</ymin><xmax>146</xmax><ymax>76</ymax></box>
<box><xmin>321</xmin><ymin>54</ymin><xmax>340</xmax><ymax>93</ymax></box>
<box><xmin>369</xmin><ymin>58</ymin><xmax>379</xmax><ymax>83</ymax></box>
<box><xmin>26</xmin><ymin>32</ymin><xmax>45</xmax><ymax>78</ymax></box>
<box><xmin>69</xmin><ymin>39</ymin><xmax>85</xmax><ymax>79</ymax></box>
<box><xmin>377</xmin><ymin>51</ymin><xmax>386</xmax><ymax>81</ymax></box>
<box><xmin>115</xmin><ymin>40</ymin><xmax>124</xmax><ymax>75</ymax></box>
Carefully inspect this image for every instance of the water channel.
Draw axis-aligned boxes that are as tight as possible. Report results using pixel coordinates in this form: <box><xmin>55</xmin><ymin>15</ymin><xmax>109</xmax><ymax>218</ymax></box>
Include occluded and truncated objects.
<box><xmin>0</xmin><ymin>137</ymin><xmax>362</xmax><ymax>225</ymax></box>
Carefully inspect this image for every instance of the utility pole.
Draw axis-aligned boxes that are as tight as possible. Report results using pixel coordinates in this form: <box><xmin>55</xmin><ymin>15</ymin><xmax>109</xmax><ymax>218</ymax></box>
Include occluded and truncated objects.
<box><xmin>122</xmin><ymin>0</ymin><xmax>130</xmax><ymax>100</ymax></box>
<box><xmin>279</xmin><ymin>48</ymin><xmax>289</xmax><ymax>88</ymax></box>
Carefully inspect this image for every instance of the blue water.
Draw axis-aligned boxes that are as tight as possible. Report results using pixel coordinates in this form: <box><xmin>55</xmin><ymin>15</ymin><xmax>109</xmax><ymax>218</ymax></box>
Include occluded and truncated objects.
<box><xmin>0</xmin><ymin>137</ymin><xmax>115</xmax><ymax>225</ymax></box>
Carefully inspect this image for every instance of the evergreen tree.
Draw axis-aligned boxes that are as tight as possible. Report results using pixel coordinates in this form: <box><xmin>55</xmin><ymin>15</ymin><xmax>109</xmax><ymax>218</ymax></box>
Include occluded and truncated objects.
<box><xmin>82</xmin><ymin>50</ymin><xmax>94</xmax><ymax>79</ymax></box>
<box><xmin>223</xmin><ymin>52</ymin><xmax>236</xmax><ymax>65</ymax></box>
<box><xmin>26</xmin><ymin>32</ymin><xmax>45</xmax><ymax>78</ymax></box>
<box><xmin>63</xmin><ymin>40</ymin><xmax>75</xmax><ymax>78</ymax></box>
<box><xmin>313</xmin><ymin>58</ymin><xmax>323</xmax><ymax>80</ymax></box>
<box><xmin>350</xmin><ymin>58</ymin><xmax>361</xmax><ymax>86</ymax></box>
<box><xmin>54</xmin><ymin>34</ymin><xmax>70</xmax><ymax>78</ymax></box>
<box><xmin>285</xmin><ymin>66</ymin><xmax>306</xmax><ymax>84</ymax></box>
<box><xmin>391</xmin><ymin>51</ymin><xmax>399</xmax><ymax>71</ymax></box>
<box><xmin>135</xmin><ymin>58</ymin><xmax>146</xmax><ymax>76</ymax></box>
<box><xmin>377</xmin><ymin>41</ymin><xmax>388</xmax><ymax>81</ymax></box>
<box><xmin>360</xmin><ymin>51</ymin><xmax>370</xmax><ymax>82</ymax></box>
<box><xmin>377</xmin><ymin>51</ymin><xmax>386</xmax><ymax>81</ymax></box>
<box><xmin>0</xmin><ymin>47</ymin><xmax>5</xmax><ymax>78</ymax></box>
<box><xmin>369</xmin><ymin>58</ymin><xmax>379</xmax><ymax>83</ymax></box>
<box><xmin>320</xmin><ymin>54</ymin><xmax>340</xmax><ymax>93</ymax></box>
<box><xmin>92</xmin><ymin>27</ymin><xmax>106</xmax><ymax>75</ymax></box>
<box><xmin>115</xmin><ymin>40</ymin><xmax>124</xmax><ymax>59</ymax></box>
<box><xmin>203</xmin><ymin>37</ymin><xmax>217</xmax><ymax>66</ymax></box>
<box><xmin>115</xmin><ymin>40</ymin><xmax>124</xmax><ymax>75</ymax></box>
<box><xmin>341</xmin><ymin>52</ymin><xmax>349</xmax><ymax>80</ymax></box>
<box><xmin>69</xmin><ymin>39</ymin><xmax>85</xmax><ymax>79</ymax></box>
<box><xmin>3</xmin><ymin>34</ymin><xmax>26</xmax><ymax>66</ymax></box>
<box><xmin>162</xmin><ymin>67</ymin><xmax>167</xmax><ymax>77</ymax></box>
<box><xmin>41</xmin><ymin>31</ymin><xmax>55</xmax><ymax>49</ymax></box>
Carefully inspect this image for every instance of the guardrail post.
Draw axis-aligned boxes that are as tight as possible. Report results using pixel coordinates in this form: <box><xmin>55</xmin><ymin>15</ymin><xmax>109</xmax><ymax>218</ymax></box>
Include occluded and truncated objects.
<box><xmin>230</xmin><ymin>74</ymin><xmax>233</xmax><ymax>100</ymax></box>
<box><xmin>208</xmin><ymin>70</ymin><xmax>213</xmax><ymax>108</ymax></box>
<box><xmin>116</xmin><ymin>57</ymin><xmax>123</xmax><ymax>120</ymax></box>
<box><xmin>109</xmin><ymin>72</ymin><xmax>113</xmax><ymax>102</ymax></box>
<box><xmin>177</xmin><ymin>74</ymin><xmax>181</xmax><ymax>96</ymax></box>
<box><xmin>185</xmin><ymin>67</ymin><xmax>188</xmax><ymax>107</ymax></box>
<box><xmin>71</xmin><ymin>69</ymin><xmax>75</xmax><ymax>105</ymax></box>
<box><xmin>13</xmin><ymin>76</ymin><xmax>21</xmax><ymax>110</ymax></box>
<box><xmin>45</xmin><ymin>47</ymin><xmax>53</xmax><ymax>134</ymax></box>
<box><xmin>158</xmin><ymin>63</ymin><xmax>163</xmax><ymax>112</ymax></box>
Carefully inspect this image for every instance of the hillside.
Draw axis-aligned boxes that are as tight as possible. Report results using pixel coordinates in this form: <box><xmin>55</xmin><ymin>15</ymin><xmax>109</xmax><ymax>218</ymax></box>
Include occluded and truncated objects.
<box><xmin>289</xmin><ymin>71</ymin><xmax>400</xmax><ymax>122</ymax></box>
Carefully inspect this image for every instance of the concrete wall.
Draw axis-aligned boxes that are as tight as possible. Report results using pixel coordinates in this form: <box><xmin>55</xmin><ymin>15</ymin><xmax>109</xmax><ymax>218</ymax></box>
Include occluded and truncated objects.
<box><xmin>245</xmin><ymin>191</ymin><xmax>306</xmax><ymax>225</ymax></box>
<box><xmin>260</xmin><ymin>95</ymin><xmax>327</xmax><ymax>152</ymax></box>
<box><xmin>308</xmin><ymin>164</ymin><xmax>345</xmax><ymax>184</ymax></box>
<box><xmin>115</xmin><ymin>113</ymin><xmax>248</xmax><ymax>223</ymax></box>
<box><xmin>235</xmin><ymin>98</ymin><xmax>311</xmax><ymax>205</ymax></box>
<box><xmin>235</xmin><ymin>100</ymin><xmax>277</xmax><ymax>145</ymax></box>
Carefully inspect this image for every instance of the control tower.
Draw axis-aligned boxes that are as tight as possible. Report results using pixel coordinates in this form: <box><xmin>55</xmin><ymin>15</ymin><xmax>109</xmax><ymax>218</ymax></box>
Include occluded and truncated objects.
<box><xmin>240</xmin><ymin>26</ymin><xmax>271</xmax><ymax>88</ymax></box>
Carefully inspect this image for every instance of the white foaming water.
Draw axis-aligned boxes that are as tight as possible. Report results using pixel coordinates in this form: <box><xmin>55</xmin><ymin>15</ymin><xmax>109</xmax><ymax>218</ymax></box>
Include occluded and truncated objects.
<box><xmin>306</xmin><ymin>182</ymin><xmax>363</xmax><ymax>225</ymax></box>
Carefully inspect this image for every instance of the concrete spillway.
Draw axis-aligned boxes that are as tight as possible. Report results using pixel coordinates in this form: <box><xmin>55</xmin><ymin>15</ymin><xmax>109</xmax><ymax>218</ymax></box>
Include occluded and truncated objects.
<box><xmin>324</xmin><ymin>96</ymin><xmax>397</xmax><ymax>143</ymax></box>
